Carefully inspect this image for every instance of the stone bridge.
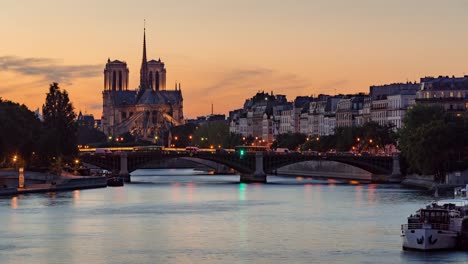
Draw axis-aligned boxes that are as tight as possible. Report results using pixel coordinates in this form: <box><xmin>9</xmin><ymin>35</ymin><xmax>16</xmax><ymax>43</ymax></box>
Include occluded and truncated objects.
<box><xmin>79</xmin><ymin>151</ymin><xmax>401</xmax><ymax>183</ymax></box>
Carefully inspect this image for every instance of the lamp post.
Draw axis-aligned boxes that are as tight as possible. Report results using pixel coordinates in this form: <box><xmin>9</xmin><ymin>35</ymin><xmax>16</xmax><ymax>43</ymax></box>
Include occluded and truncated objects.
<box><xmin>74</xmin><ymin>159</ymin><xmax>79</xmax><ymax>175</ymax></box>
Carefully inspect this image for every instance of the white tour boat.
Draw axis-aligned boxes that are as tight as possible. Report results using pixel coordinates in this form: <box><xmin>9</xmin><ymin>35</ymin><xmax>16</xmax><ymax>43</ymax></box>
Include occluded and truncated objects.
<box><xmin>401</xmin><ymin>186</ymin><xmax>468</xmax><ymax>251</ymax></box>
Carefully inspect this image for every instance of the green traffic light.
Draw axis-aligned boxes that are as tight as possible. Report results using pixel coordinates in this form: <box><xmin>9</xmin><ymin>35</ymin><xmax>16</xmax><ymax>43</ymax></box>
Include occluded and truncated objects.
<box><xmin>240</xmin><ymin>150</ymin><xmax>245</xmax><ymax>157</ymax></box>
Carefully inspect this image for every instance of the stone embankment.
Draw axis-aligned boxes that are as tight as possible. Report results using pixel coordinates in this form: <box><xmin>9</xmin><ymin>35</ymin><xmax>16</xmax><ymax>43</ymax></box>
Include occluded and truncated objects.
<box><xmin>400</xmin><ymin>174</ymin><xmax>436</xmax><ymax>189</ymax></box>
<box><xmin>0</xmin><ymin>169</ymin><xmax>107</xmax><ymax>196</ymax></box>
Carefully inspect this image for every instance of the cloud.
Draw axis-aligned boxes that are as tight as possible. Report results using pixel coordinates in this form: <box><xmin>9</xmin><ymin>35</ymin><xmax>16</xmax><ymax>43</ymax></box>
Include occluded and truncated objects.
<box><xmin>0</xmin><ymin>56</ymin><xmax>102</xmax><ymax>85</ymax></box>
<box><xmin>316</xmin><ymin>79</ymin><xmax>349</xmax><ymax>94</ymax></box>
<box><xmin>196</xmin><ymin>67</ymin><xmax>310</xmax><ymax>96</ymax></box>
<box><xmin>86</xmin><ymin>103</ymin><xmax>103</xmax><ymax>111</ymax></box>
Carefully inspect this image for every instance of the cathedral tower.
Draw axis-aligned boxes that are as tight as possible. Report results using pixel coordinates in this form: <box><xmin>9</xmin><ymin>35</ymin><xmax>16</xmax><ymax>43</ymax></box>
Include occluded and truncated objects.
<box><xmin>104</xmin><ymin>59</ymin><xmax>129</xmax><ymax>91</ymax></box>
<box><xmin>139</xmin><ymin>28</ymin><xmax>149</xmax><ymax>90</ymax></box>
<box><xmin>148</xmin><ymin>59</ymin><xmax>166</xmax><ymax>91</ymax></box>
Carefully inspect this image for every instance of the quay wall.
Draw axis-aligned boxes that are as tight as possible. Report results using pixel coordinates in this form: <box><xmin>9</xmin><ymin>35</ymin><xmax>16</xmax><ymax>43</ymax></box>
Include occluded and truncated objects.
<box><xmin>400</xmin><ymin>174</ymin><xmax>435</xmax><ymax>189</ymax></box>
<box><xmin>0</xmin><ymin>171</ymin><xmax>107</xmax><ymax>196</ymax></box>
<box><xmin>276</xmin><ymin>160</ymin><xmax>373</xmax><ymax>182</ymax></box>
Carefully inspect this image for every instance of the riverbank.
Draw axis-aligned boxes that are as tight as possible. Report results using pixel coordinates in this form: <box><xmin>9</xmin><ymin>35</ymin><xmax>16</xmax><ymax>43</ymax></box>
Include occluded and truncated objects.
<box><xmin>0</xmin><ymin>169</ymin><xmax>107</xmax><ymax>196</ymax></box>
<box><xmin>400</xmin><ymin>174</ymin><xmax>435</xmax><ymax>189</ymax></box>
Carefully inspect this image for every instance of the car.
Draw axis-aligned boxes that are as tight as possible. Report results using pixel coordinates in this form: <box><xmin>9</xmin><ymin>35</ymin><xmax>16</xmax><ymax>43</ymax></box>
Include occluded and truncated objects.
<box><xmin>215</xmin><ymin>148</ymin><xmax>228</xmax><ymax>154</ymax></box>
<box><xmin>185</xmin><ymin>146</ymin><xmax>199</xmax><ymax>154</ymax></box>
<box><xmin>275</xmin><ymin>148</ymin><xmax>290</xmax><ymax>154</ymax></box>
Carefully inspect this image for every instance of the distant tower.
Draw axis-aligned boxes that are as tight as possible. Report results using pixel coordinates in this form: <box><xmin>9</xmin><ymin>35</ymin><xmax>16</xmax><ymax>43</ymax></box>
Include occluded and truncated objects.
<box><xmin>139</xmin><ymin>27</ymin><xmax>149</xmax><ymax>90</ymax></box>
<box><xmin>104</xmin><ymin>59</ymin><xmax>129</xmax><ymax>91</ymax></box>
<box><xmin>148</xmin><ymin>59</ymin><xmax>166</xmax><ymax>91</ymax></box>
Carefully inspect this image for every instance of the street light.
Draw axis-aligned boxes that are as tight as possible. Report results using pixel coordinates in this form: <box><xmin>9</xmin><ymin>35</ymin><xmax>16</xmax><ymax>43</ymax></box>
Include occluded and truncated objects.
<box><xmin>12</xmin><ymin>155</ymin><xmax>18</xmax><ymax>170</ymax></box>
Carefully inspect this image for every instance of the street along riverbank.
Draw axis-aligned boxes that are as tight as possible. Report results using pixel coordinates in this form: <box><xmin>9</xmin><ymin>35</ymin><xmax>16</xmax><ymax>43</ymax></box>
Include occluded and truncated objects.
<box><xmin>0</xmin><ymin>169</ymin><xmax>107</xmax><ymax>196</ymax></box>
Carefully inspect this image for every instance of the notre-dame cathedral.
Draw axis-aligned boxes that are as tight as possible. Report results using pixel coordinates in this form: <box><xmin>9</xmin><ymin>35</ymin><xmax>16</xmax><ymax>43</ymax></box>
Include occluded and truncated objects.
<box><xmin>101</xmin><ymin>28</ymin><xmax>184</xmax><ymax>144</ymax></box>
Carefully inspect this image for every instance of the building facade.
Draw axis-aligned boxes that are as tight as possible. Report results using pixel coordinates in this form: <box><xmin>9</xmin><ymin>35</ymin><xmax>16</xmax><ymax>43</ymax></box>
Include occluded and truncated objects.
<box><xmin>416</xmin><ymin>76</ymin><xmax>468</xmax><ymax>116</ymax></box>
<box><xmin>101</xmin><ymin>29</ymin><xmax>184</xmax><ymax>144</ymax></box>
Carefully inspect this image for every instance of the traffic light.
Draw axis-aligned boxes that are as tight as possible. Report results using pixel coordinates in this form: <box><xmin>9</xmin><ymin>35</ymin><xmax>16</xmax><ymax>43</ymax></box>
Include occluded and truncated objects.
<box><xmin>239</xmin><ymin>149</ymin><xmax>245</xmax><ymax>158</ymax></box>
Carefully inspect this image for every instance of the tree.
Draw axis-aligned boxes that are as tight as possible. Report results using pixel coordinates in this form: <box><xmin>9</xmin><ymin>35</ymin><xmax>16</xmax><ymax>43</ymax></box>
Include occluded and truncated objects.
<box><xmin>0</xmin><ymin>99</ymin><xmax>42</xmax><ymax>166</ymax></box>
<box><xmin>398</xmin><ymin>104</ymin><xmax>467</xmax><ymax>178</ymax></box>
<box><xmin>170</xmin><ymin>123</ymin><xmax>197</xmax><ymax>147</ymax></box>
<box><xmin>222</xmin><ymin>132</ymin><xmax>244</xmax><ymax>148</ymax></box>
<box><xmin>40</xmin><ymin>83</ymin><xmax>78</xmax><ymax>158</ymax></box>
<box><xmin>271</xmin><ymin>132</ymin><xmax>307</xmax><ymax>150</ymax></box>
<box><xmin>192</xmin><ymin>121</ymin><xmax>229</xmax><ymax>148</ymax></box>
<box><xmin>77</xmin><ymin>126</ymin><xmax>106</xmax><ymax>145</ymax></box>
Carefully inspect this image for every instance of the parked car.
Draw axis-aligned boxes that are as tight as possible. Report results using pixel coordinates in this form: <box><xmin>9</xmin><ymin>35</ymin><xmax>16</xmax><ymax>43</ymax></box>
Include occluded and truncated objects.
<box><xmin>275</xmin><ymin>148</ymin><xmax>290</xmax><ymax>154</ymax></box>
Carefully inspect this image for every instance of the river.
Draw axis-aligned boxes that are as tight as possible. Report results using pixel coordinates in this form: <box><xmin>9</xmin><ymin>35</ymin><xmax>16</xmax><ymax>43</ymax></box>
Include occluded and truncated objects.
<box><xmin>0</xmin><ymin>169</ymin><xmax>466</xmax><ymax>263</ymax></box>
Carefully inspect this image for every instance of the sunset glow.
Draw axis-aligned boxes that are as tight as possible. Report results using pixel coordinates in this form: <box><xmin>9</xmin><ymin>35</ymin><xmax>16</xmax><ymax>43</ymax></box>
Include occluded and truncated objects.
<box><xmin>1</xmin><ymin>1</ymin><xmax>468</xmax><ymax>118</ymax></box>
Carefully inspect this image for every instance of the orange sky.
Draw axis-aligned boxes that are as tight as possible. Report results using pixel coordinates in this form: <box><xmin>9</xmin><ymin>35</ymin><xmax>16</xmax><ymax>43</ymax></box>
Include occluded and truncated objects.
<box><xmin>1</xmin><ymin>0</ymin><xmax>468</xmax><ymax>118</ymax></box>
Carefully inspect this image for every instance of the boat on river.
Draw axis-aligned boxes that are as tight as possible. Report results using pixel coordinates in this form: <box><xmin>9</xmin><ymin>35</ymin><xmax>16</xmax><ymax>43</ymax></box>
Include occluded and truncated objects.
<box><xmin>107</xmin><ymin>176</ymin><xmax>124</xmax><ymax>187</ymax></box>
<box><xmin>401</xmin><ymin>186</ymin><xmax>468</xmax><ymax>251</ymax></box>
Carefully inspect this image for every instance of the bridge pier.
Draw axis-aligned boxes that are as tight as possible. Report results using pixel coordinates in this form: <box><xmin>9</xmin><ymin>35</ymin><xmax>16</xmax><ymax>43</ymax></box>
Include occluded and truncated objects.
<box><xmin>240</xmin><ymin>152</ymin><xmax>266</xmax><ymax>183</ymax></box>
<box><xmin>119</xmin><ymin>152</ymin><xmax>131</xmax><ymax>182</ymax></box>
<box><xmin>389</xmin><ymin>153</ymin><xmax>402</xmax><ymax>183</ymax></box>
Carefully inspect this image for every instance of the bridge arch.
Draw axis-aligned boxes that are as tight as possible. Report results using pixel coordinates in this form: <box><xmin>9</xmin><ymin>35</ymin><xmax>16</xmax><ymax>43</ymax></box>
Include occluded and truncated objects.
<box><xmin>79</xmin><ymin>152</ymin><xmax>397</xmax><ymax>183</ymax></box>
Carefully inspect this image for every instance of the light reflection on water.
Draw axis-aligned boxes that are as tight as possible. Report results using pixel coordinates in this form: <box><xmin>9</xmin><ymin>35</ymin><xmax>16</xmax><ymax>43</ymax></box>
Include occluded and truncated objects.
<box><xmin>0</xmin><ymin>169</ymin><xmax>467</xmax><ymax>264</ymax></box>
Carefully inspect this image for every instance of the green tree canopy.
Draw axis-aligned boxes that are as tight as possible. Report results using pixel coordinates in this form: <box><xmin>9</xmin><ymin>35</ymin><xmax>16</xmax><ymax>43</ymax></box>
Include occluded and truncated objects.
<box><xmin>40</xmin><ymin>83</ymin><xmax>78</xmax><ymax>158</ymax></box>
<box><xmin>398</xmin><ymin>104</ymin><xmax>467</xmax><ymax>176</ymax></box>
<box><xmin>271</xmin><ymin>132</ymin><xmax>307</xmax><ymax>150</ymax></box>
<box><xmin>192</xmin><ymin>121</ymin><xmax>229</xmax><ymax>148</ymax></box>
<box><xmin>77</xmin><ymin>126</ymin><xmax>106</xmax><ymax>145</ymax></box>
<box><xmin>0</xmin><ymin>98</ymin><xmax>41</xmax><ymax>166</ymax></box>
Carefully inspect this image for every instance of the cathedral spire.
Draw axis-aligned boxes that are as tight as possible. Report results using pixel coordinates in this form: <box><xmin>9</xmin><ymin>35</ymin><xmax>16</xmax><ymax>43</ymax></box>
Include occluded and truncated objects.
<box><xmin>140</xmin><ymin>22</ymin><xmax>149</xmax><ymax>90</ymax></box>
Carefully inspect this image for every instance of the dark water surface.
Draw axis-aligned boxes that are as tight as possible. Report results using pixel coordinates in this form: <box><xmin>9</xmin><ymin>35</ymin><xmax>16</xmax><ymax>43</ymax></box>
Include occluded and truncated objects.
<box><xmin>1</xmin><ymin>169</ymin><xmax>467</xmax><ymax>263</ymax></box>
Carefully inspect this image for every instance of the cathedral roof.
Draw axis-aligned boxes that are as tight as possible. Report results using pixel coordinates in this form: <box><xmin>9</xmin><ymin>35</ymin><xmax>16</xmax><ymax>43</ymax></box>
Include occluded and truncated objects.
<box><xmin>112</xmin><ymin>91</ymin><xmax>137</xmax><ymax>106</ymax></box>
<box><xmin>136</xmin><ymin>90</ymin><xmax>182</xmax><ymax>105</ymax></box>
<box><xmin>148</xmin><ymin>59</ymin><xmax>163</xmax><ymax>63</ymax></box>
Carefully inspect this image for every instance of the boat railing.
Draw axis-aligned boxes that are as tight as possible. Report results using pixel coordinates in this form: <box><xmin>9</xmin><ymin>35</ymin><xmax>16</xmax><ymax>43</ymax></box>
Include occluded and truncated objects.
<box><xmin>401</xmin><ymin>223</ymin><xmax>450</xmax><ymax>230</ymax></box>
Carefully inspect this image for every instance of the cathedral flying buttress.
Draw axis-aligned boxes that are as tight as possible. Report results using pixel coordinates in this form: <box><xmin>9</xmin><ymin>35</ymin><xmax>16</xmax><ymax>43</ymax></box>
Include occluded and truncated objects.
<box><xmin>101</xmin><ymin>27</ymin><xmax>184</xmax><ymax>145</ymax></box>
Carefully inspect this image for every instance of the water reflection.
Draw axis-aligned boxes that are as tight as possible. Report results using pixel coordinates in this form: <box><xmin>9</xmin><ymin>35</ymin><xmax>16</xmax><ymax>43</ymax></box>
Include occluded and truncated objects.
<box><xmin>10</xmin><ymin>196</ymin><xmax>17</xmax><ymax>209</ymax></box>
<box><xmin>171</xmin><ymin>182</ymin><xmax>181</xmax><ymax>202</ymax></box>
<box><xmin>1</xmin><ymin>170</ymin><xmax>457</xmax><ymax>264</ymax></box>
<box><xmin>238</xmin><ymin>183</ymin><xmax>246</xmax><ymax>201</ymax></box>
<box><xmin>73</xmin><ymin>190</ymin><xmax>80</xmax><ymax>206</ymax></box>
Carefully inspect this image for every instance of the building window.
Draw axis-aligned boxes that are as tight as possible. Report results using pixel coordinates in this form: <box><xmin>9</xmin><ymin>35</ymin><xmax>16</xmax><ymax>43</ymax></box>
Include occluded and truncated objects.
<box><xmin>149</xmin><ymin>71</ymin><xmax>153</xmax><ymax>90</ymax></box>
<box><xmin>112</xmin><ymin>71</ymin><xmax>116</xmax><ymax>91</ymax></box>
<box><xmin>156</xmin><ymin>71</ymin><xmax>160</xmax><ymax>91</ymax></box>
<box><xmin>119</xmin><ymin>71</ymin><xmax>122</xmax><ymax>91</ymax></box>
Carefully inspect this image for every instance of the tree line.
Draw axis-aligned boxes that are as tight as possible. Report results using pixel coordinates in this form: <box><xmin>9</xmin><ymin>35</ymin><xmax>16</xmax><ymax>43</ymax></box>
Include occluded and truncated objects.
<box><xmin>0</xmin><ymin>83</ymin><xmax>78</xmax><ymax>169</ymax></box>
